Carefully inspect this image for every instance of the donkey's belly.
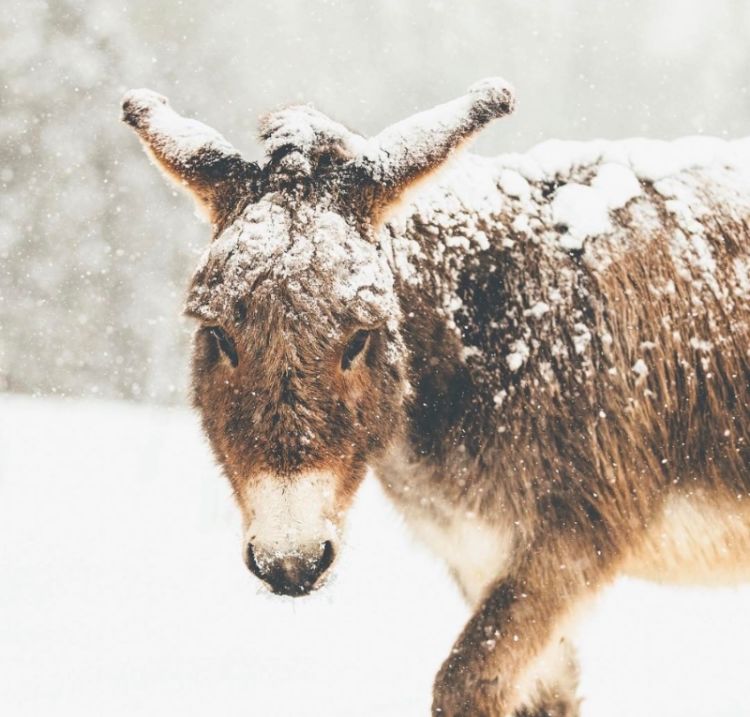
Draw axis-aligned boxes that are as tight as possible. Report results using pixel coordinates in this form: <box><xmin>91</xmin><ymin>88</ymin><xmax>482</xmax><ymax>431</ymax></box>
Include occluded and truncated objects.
<box><xmin>624</xmin><ymin>494</ymin><xmax>750</xmax><ymax>585</ymax></box>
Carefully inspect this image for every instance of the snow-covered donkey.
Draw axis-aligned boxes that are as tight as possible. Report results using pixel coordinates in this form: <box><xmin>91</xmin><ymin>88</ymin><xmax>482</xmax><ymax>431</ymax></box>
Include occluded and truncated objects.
<box><xmin>122</xmin><ymin>79</ymin><xmax>750</xmax><ymax>716</ymax></box>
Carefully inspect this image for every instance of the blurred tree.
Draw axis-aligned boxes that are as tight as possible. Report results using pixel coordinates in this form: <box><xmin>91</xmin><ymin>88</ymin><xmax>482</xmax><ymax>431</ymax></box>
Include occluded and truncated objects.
<box><xmin>1</xmin><ymin>0</ymin><xmax>749</xmax><ymax>405</ymax></box>
<box><xmin>0</xmin><ymin>0</ymin><xmax>198</xmax><ymax>403</ymax></box>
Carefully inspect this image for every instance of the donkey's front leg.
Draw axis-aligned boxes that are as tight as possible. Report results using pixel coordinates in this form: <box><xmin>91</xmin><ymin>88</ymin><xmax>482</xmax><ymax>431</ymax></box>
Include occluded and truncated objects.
<box><xmin>432</xmin><ymin>539</ymin><xmax>613</xmax><ymax>717</ymax></box>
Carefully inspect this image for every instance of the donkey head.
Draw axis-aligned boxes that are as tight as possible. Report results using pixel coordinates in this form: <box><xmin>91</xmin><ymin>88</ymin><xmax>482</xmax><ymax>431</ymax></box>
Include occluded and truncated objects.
<box><xmin>122</xmin><ymin>79</ymin><xmax>515</xmax><ymax>596</ymax></box>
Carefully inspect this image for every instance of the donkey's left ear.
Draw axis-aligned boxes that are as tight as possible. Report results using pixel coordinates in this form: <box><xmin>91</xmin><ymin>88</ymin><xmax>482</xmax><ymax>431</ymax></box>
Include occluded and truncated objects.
<box><xmin>354</xmin><ymin>77</ymin><xmax>516</xmax><ymax>221</ymax></box>
<box><xmin>121</xmin><ymin>89</ymin><xmax>260</xmax><ymax>225</ymax></box>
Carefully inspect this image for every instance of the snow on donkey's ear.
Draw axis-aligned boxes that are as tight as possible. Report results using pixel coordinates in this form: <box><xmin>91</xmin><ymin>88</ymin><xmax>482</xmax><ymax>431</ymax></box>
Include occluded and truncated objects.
<box><xmin>121</xmin><ymin>89</ymin><xmax>260</xmax><ymax>224</ymax></box>
<box><xmin>355</xmin><ymin>77</ymin><xmax>516</xmax><ymax>220</ymax></box>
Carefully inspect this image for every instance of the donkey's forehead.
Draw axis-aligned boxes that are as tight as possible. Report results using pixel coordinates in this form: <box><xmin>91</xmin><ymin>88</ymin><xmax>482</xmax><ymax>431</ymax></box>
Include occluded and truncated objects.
<box><xmin>185</xmin><ymin>197</ymin><xmax>398</xmax><ymax>327</ymax></box>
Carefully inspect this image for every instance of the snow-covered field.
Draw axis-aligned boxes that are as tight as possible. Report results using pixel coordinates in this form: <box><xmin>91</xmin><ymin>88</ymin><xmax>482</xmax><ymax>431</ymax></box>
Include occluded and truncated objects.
<box><xmin>1</xmin><ymin>394</ymin><xmax>749</xmax><ymax>716</ymax></box>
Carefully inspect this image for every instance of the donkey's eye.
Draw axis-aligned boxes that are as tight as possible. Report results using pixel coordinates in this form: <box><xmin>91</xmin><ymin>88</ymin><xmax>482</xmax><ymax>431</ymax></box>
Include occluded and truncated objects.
<box><xmin>341</xmin><ymin>329</ymin><xmax>370</xmax><ymax>371</ymax></box>
<box><xmin>207</xmin><ymin>327</ymin><xmax>238</xmax><ymax>368</ymax></box>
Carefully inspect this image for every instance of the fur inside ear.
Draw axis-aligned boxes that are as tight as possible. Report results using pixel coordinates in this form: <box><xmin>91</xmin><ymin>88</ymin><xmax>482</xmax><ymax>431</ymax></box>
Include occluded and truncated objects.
<box><xmin>122</xmin><ymin>89</ymin><xmax>259</xmax><ymax>224</ymax></box>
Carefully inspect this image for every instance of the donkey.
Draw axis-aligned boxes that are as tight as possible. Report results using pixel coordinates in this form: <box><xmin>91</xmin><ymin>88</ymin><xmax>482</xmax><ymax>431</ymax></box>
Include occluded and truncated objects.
<box><xmin>122</xmin><ymin>78</ymin><xmax>750</xmax><ymax>716</ymax></box>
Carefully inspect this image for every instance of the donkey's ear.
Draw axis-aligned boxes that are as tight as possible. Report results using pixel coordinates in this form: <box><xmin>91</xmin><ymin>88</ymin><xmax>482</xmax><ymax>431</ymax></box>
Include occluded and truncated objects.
<box><xmin>355</xmin><ymin>78</ymin><xmax>515</xmax><ymax>220</ymax></box>
<box><xmin>121</xmin><ymin>89</ymin><xmax>260</xmax><ymax>224</ymax></box>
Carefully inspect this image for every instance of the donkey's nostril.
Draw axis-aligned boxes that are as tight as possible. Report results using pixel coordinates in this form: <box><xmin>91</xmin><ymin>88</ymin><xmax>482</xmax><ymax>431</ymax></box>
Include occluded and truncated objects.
<box><xmin>245</xmin><ymin>542</ymin><xmax>264</xmax><ymax>580</ymax></box>
<box><xmin>318</xmin><ymin>540</ymin><xmax>335</xmax><ymax>575</ymax></box>
<box><xmin>245</xmin><ymin>541</ymin><xmax>336</xmax><ymax>597</ymax></box>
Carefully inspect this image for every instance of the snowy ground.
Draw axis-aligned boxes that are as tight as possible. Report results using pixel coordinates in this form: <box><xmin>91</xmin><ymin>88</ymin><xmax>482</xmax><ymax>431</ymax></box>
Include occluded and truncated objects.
<box><xmin>1</xmin><ymin>395</ymin><xmax>749</xmax><ymax>716</ymax></box>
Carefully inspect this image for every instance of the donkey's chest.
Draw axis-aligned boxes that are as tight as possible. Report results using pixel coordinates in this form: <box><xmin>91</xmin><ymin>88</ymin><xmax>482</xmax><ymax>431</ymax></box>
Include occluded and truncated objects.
<box><xmin>408</xmin><ymin>509</ymin><xmax>515</xmax><ymax>605</ymax></box>
<box><xmin>374</xmin><ymin>442</ymin><xmax>515</xmax><ymax>605</ymax></box>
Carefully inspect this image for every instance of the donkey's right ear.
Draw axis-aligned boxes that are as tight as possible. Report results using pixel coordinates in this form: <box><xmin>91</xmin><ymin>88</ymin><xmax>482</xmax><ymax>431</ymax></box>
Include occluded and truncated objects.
<box><xmin>121</xmin><ymin>89</ymin><xmax>260</xmax><ymax>225</ymax></box>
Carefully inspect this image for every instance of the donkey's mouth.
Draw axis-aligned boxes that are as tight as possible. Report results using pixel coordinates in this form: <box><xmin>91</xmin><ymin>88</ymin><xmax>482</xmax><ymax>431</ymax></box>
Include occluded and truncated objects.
<box><xmin>246</xmin><ymin>540</ymin><xmax>336</xmax><ymax>597</ymax></box>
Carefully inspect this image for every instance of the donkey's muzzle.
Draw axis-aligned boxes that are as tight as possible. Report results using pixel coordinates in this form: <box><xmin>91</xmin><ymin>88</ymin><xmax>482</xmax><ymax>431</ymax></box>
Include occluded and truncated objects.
<box><xmin>245</xmin><ymin>541</ymin><xmax>335</xmax><ymax>596</ymax></box>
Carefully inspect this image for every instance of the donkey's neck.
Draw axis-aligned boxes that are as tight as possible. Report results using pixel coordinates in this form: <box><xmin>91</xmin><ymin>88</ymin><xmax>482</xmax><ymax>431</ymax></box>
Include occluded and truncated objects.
<box><xmin>376</xmin><ymin>155</ymin><xmax>524</xmax><ymax>508</ymax></box>
<box><xmin>375</xmin><ymin>151</ymin><xmax>593</xmax><ymax>517</ymax></box>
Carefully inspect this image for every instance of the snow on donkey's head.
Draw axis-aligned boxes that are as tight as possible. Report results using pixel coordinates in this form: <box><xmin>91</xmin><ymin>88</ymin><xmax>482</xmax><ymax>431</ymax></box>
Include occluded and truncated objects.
<box><xmin>121</xmin><ymin>79</ymin><xmax>515</xmax><ymax>596</ymax></box>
